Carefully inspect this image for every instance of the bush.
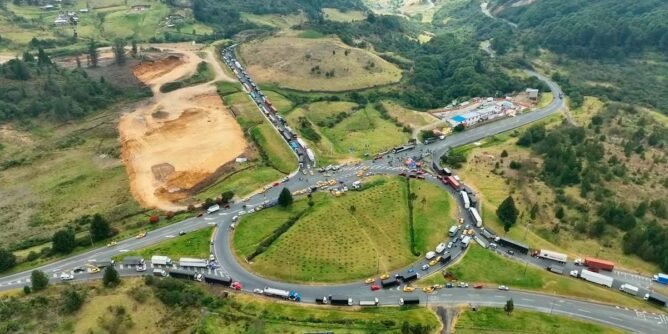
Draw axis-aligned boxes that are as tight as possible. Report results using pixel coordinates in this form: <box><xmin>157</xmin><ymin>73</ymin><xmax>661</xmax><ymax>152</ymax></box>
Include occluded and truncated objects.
<box><xmin>0</xmin><ymin>248</ymin><xmax>17</xmax><ymax>272</ymax></box>
<box><xmin>31</xmin><ymin>270</ymin><xmax>49</xmax><ymax>291</ymax></box>
<box><xmin>52</xmin><ymin>229</ymin><xmax>76</xmax><ymax>254</ymax></box>
<box><xmin>103</xmin><ymin>266</ymin><xmax>120</xmax><ymax>287</ymax></box>
<box><xmin>149</xmin><ymin>215</ymin><xmax>160</xmax><ymax>224</ymax></box>
<box><xmin>509</xmin><ymin>161</ymin><xmax>522</xmax><ymax>169</ymax></box>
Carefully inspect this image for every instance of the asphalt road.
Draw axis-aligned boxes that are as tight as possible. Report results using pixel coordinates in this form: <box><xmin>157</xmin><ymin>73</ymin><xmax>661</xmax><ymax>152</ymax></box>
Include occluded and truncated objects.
<box><xmin>1</xmin><ymin>47</ymin><xmax>666</xmax><ymax>333</ymax></box>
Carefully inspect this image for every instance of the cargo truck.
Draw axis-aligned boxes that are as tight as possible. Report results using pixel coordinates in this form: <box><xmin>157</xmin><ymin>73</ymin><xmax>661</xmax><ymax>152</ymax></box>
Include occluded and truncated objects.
<box><xmin>653</xmin><ymin>273</ymin><xmax>668</xmax><ymax>285</ymax></box>
<box><xmin>443</xmin><ymin>176</ymin><xmax>460</xmax><ymax>190</ymax></box>
<box><xmin>400</xmin><ymin>297</ymin><xmax>420</xmax><ymax>305</ymax></box>
<box><xmin>403</xmin><ymin>272</ymin><xmax>418</xmax><ymax>282</ymax></box>
<box><xmin>448</xmin><ymin>225</ymin><xmax>460</xmax><ymax>237</ymax></box>
<box><xmin>644</xmin><ymin>293</ymin><xmax>667</xmax><ymax>307</ymax></box>
<box><xmin>122</xmin><ymin>256</ymin><xmax>144</xmax><ymax>266</ymax></box>
<box><xmin>381</xmin><ymin>278</ymin><xmax>399</xmax><ymax>288</ymax></box>
<box><xmin>359</xmin><ymin>298</ymin><xmax>379</xmax><ymax>306</ymax></box>
<box><xmin>306</xmin><ymin>149</ymin><xmax>315</xmax><ymax>162</ymax></box>
<box><xmin>536</xmin><ymin>249</ymin><xmax>568</xmax><ymax>264</ymax></box>
<box><xmin>179</xmin><ymin>257</ymin><xmax>208</xmax><ymax>268</ymax></box>
<box><xmin>619</xmin><ymin>283</ymin><xmax>639</xmax><ymax>296</ymax></box>
<box><xmin>498</xmin><ymin>237</ymin><xmax>529</xmax><ymax>254</ymax></box>
<box><xmin>151</xmin><ymin>255</ymin><xmax>172</xmax><ymax>266</ymax></box>
<box><xmin>481</xmin><ymin>229</ymin><xmax>495</xmax><ymax>240</ymax></box>
<box><xmin>169</xmin><ymin>269</ymin><xmax>203</xmax><ymax>282</ymax></box>
<box><xmin>329</xmin><ymin>296</ymin><xmax>353</xmax><ymax>306</ymax></box>
<box><xmin>460</xmin><ymin>191</ymin><xmax>470</xmax><ymax>209</ymax></box>
<box><xmin>580</xmin><ymin>269</ymin><xmax>613</xmax><ymax>288</ymax></box>
<box><xmin>461</xmin><ymin>236</ymin><xmax>471</xmax><ymax>248</ymax></box>
<box><xmin>584</xmin><ymin>258</ymin><xmax>615</xmax><ymax>271</ymax></box>
<box><xmin>469</xmin><ymin>207</ymin><xmax>482</xmax><ymax>227</ymax></box>
<box><xmin>263</xmin><ymin>287</ymin><xmax>301</xmax><ymax>301</ymax></box>
<box><xmin>547</xmin><ymin>265</ymin><xmax>564</xmax><ymax>275</ymax></box>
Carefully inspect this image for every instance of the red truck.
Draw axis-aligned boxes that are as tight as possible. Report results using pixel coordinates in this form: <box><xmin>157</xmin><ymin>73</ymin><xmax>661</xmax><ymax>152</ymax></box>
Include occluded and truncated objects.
<box><xmin>584</xmin><ymin>257</ymin><xmax>615</xmax><ymax>271</ymax></box>
<box><xmin>444</xmin><ymin>176</ymin><xmax>460</xmax><ymax>190</ymax></box>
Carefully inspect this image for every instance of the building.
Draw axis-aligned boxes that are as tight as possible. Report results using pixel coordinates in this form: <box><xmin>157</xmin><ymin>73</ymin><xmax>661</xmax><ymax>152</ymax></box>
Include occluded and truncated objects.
<box><xmin>526</xmin><ymin>88</ymin><xmax>539</xmax><ymax>100</ymax></box>
<box><xmin>448</xmin><ymin>101</ymin><xmax>518</xmax><ymax>127</ymax></box>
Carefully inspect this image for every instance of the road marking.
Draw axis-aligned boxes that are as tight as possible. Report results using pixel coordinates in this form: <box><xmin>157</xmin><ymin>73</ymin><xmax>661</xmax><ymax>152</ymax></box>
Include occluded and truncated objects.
<box><xmin>119</xmin><ymin>249</ymin><xmax>129</xmax><ymax>253</ymax></box>
<box><xmin>609</xmin><ymin>316</ymin><xmax>623</xmax><ymax>321</ymax></box>
<box><xmin>204</xmin><ymin>217</ymin><xmax>215</xmax><ymax>221</ymax></box>
<box><xmin>165</xmin><ymin>235</ymin><xmax>175</xmax><ymax>238</ymax></box>
<box><xmin>577</xmin><ymin>308</ymin><xmax>591</xmax><ymax>314</ymax></box>
<box><xmin>520</xmin><ymin>298</ymin><xmax>534</xmax><ymax>302</ymax></box>
<box><xmin>207</xmin><ymin>222</ymin><xmax>217</xmax><ymax>225</ymax></box>
<box><xmin>494</xmin><ymin>295</ymin><xmax>505</xmax><ymax>298</ymax></box>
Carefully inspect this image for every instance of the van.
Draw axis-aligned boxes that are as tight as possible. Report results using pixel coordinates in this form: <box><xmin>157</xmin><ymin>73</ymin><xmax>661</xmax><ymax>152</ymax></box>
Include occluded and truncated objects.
<box><xmin>425</xmin><ymin>251</ymin><xmax>436</xmax><ymax>260</ymax></box>
<box><xmin>435</xmin><ymin>243</ymin><xmax>446</xmax><ymax>253</ymax></box>
<box><xmin>232</xmin><ymin>216</ymin><xmax>239</xmax><ymax>222</ymax></box>
<box><xmin>153</xmin><ymin>269</ymin><xmax>167</xmax><ymax>277</ymax></box>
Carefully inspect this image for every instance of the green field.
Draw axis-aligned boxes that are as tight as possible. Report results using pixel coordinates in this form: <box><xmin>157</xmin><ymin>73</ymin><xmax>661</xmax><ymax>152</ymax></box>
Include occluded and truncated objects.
<box><xmin>234</xmin><ymin>176</ymin><xmax>456</xmax><ymax>282</ymax></box>
<box><xmin>455</xmin><ymin>308</ymin><xmax>624</xmax><ymax>334</ymax></box>
<box><xmin>251</xmin><ymin>123</ymin><xmax>297</xmax><ymax>174</ymax></box>
<box><xmin>113</xmin><ymin>227</ymin><xmax>214</xmax><ymax>261</ymax></box>
<box><xmin>195</xmin><ymin>166</ymin><xmax>284</xmax><ymax>201</ymax></box>
<box><xmin>285</xmin><ymin>102</ymin><xmax>411</xmax><ymax>164</ymax></box>
<box><xmin>322</xmin><ymin>8</ymin><xmax>367</xmax><ymax>22</ymax></box>
<box><xmin>411</xmin><ymin>179</ymin><xmax>458</xmax><ymax>254</ymax></box>
<box><xmin>421</xmin><ymin>245</ymin><xmax>655</xmax><ymax>310</ymax></box>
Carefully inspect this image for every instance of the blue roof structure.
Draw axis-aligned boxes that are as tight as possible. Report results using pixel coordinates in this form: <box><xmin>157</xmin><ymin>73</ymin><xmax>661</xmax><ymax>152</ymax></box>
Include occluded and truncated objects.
<box><xmin>451</xmin><ymin>115</ymin><xmax>466</xmax><ymax>122</ymax></box>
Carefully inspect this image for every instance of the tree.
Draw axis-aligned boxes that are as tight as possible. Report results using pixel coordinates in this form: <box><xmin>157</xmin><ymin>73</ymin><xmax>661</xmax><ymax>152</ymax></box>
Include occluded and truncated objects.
<box><xmin>52</xmin><ymin>229</ymin><xmax>76</xmax><ymax>254</ymax></box>
<box><xmin>221</xmin><ymin>191</ymin><xmax>234</xmax><ymax>204</ymax></box>
<box><xmin>555</xmin><ymin>206</ymin><xmax>565</xmax><ymax>219</ymax></box>
<box><xmin>31</xmin><ymin>270</ymin><xmax>49</xmax><ymax>291</ymax></box>
<box><xmin>278</xmin><ymin>188</ymin><xmax>293</xmax><ymax>207</ymax></box>
<box><xmin>0</xmin><ymin>248</ymin><xmax>17</xmax><ymax>272</ymax></box>
<box><xmin>62</xmin><ymin>288</ymin><xmax>85</xmax><ymax>314</ymax></box>
<box><xmin>88</xmin><ymin>40</ymin><xmax>99</xmax><ymax>67</ymax></box>
<box><xmin>103</xmin><ymin>266</ymin><xmax>120</xmax><ymax>287</ymax></box>
<box><xmin>131</xmin><ymin>40</ymin><xmax>138</xmax><ymax>57</ymax></box>
<box><xmin>36</xmin><ymin>47</ymin><xmax>51</xmax><ymax>66</ymax></box>
<box><xmin>497</xmin><ymin>196</ymin><xmax>519</xmax><ymax>228</ymax></box>
<box><xmin>453</xmin><ymin>124</ymin><xmax>465</xmax><ymax>132</ymax></box>
<box><xmin>504</xmin><ymin>298</ymin><xmax>514</xmax><ymax>315</ymax></box>
<box><xmin>500</xmin><ymin>149</ymin><xmax>508</xmax><ymax>158</ymax></box>
<box><xmin>112</xmin><ymin>38</ymin><xmax>127</xmax><ymax>65</ymax></box>
<box><xmin>23</xmin><ymin>285</ymin><xmax>31</xmax><ymax>295</ymax></box>
<box><xmin>22</xmin><ymin>51</ymin><xmax>34</xmax><ymax>62</ymax></box>
<box><xmin>90</xmin><ymin>214</ymin><xmax>112</xmax><ymax>241</ymax></box>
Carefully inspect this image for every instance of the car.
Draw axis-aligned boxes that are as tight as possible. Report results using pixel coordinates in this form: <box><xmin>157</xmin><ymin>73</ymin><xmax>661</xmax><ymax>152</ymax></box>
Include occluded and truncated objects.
<box><xmin>506</xmin><ymin>249</ymin><xmax>515</xmax><ymax>255</ymax></box>
<box><xmin>281</xmin><ymin>177</ymin><xmax>289</xmax><ymax>183</ymax></box>
<box><xmin>447</xmin><ymin>241</ymin><xmax>453</xmax><ymax>249</ymax></box>
<box><xmin>60</xmin><ymin>272</ymin><xmax>74</xmax><ymax>280</ymax></box>
<box><xmin>425</xmin><ymin>251</ymin><xmax>436</xmax><ymax>260</ymax></box>
<box><xmin>179</xmin><ymin>231</ymin><xmax>186</xmax><ymax>236</ymax></box>
<box><xmin>422</xmin><ymin>286</ymin><xmax>435</xmax><ymax>293</ymax></box>
<box><xmin>232</xmin><ymin>215</ymin><xmax>239</xmax><ymax>222</ymax></box>
<box><xmin>435</xmin><ymin>243</ymin><xmax>446</xmax><ymax>253</ymax></box>
<box><xmin>197</xmin><ymin>213</ymin><xmax>204</xmax><ymax>217</ymax></box>
<box><xmin>231</xmin><ymin>281</ymin><xmax>242</xmax><ymax>290</ymax></box>
<box><xmin>458</xmin><ymin>282</ymin><xmax>469</xmax><ymax>288</ymax></box>
<box><xmin>407</xmin><ymin>268</ymin><xmax>415</xmax><ymax>273</ymax></box>
<box><xmin>403</xmin><ymin>285</ymin><xmax>415</xmax><ymax>292</ymax></box>
<box><xmin>136</xmin><ymin>264</ymin><xmax>147</xmax><ymax>272</ymax></box>
<box><xmin>379</xmin><ymin>273</ymin><xmax>390</xmax><ymax>280</ymax></box>
<box><xmin>272</xmin><ymin>182</ymin><xmax>280</xmax><ymax>187</ymax></box>
<box><xmin>106</xmin><ymin>241</ymin><xmax>117</xmax><ymax>247</ymax></box>
<box><xmin>489</xmin><ymin>242</ymin><xmax>498</xmax><ymax>249</ymax></box>
<box><xmin>73</xmin><ymin>267</ymin><xmax>85</xmax><ymax>273</ymax></box>
<box><xmin>474</xmin><ymin>284</ymin><xmax>483</xmax><ymax>289</ymax></box>
<box><xmin>421</xmin><ymin>264</ymin><xmax>430</xmax><ymax>271</ymax></box>
<box><xmin>209</xmin><ymin>254</ymin><xmax>216</xmax><ymax>261</ymax></box>
<box><xmin>253</xmin><ymin>288</ymin><xmax>264</xmax><ymax>294</ymax></box>
<box><xmin>370</xmin><ymin>284</ymin><xmax>381</xmax><ymax>291</ymax></box>
<box><xmin>136</xmin><ymin>232</ymin><xmax>147</xmax><ymax>239</ymax></box>
<box><xmin>365</xmin><ymin>278</ymin><xmax>375</xmax><ymax>284</ymax></box>
<box><xmin>238</xmin><ymin>211</ymin><xmax>247</xmax><ymax>216</ymax></box>
<box><xmin>498</xmin><ymin>285</ymin><xmax>509</xmax><ymax>291</ymax></box>
<box><xmin>429</xmin><ymin>256</ymin><xmax>442</xmax><ymax>267</ymax></box>
<box><xmin>86</xmin><ymin>265</ymin><xmax>100</xmax><ymax>273</ymax></box>
<box><xmin>398</xmin><ymin>172</ymin><xmax>407</xmax><ymax>176</ymax></box>
<box><xmin>431</xmin><ymin>284</ymin><xmax>442</xmax><ymax>290</ymax></box>
<box><xmin>445</xmin><ymin>283</ymin><xmax>453</xmax><ymax>288</ymax></box>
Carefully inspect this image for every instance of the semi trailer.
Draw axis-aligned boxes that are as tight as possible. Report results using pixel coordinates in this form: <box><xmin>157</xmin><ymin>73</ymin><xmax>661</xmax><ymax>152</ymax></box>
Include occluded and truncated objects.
<box><xmin>536</xmin><ymin>249</ymin><xmax>568</xmax><ymax>264</ymax></box>
<box><xmin>498</xmin><ymin>237</ymin><xmax>529</xmax><ymax>254</ymax></box>
<box><xmin>329</xmin><ymin>296</ymin><xmax>353</xmax><ymax>306</ymax></box>
<box><xmin>619</xmin><ymin>283</ymin><xmax>639</xmax><ymax>296</ymax></box>
<box><xmin>546</xmin><ymin>265</ymin><xmax>564</xmax><ymax>275</ymax></box>
<box><xmin>469</xmin><ymin>207</ymin><xmax>483</xmax><ymax>227</ymax></box>
<box><xmin>359</xmin><ymin>298</ymin><xmax>379</xmax><ymax>306</ymax></box>
<box><xmin>151</xmin><ymin>255</ymin><xmax>172</xmax><ymax>266</ymax></box>
<box><xmin>400</xmin><ymin>297</ymin><xmax>420</xmax><ymax>305</ymax></box>
<box><xmin>179</xmin><ymin>257</ymin><xmax>208</xmax><ymax>268</ymax></box>
<box><xmin>653</xmin><ymin>273</ymin><xmax>668</xmax><ymax>285</ymax></box>
<box><xmin>460</xmin><ymin>191</ymin><xmax>470</xmax><ymax>209</ymax></box>
<box><xmin>583</xmin><ymin>258</ymin><xmax>615</xmax><ymax>271</ymax></box>
<box><xmin>263</xmin><ymin>287</ymin><xmax>301</xmax><ymax>301</ymax></box>
<box><xmin>580</xmin><ymin>269</ymin><xmax>613</xmax><ymax>288</ymax></box>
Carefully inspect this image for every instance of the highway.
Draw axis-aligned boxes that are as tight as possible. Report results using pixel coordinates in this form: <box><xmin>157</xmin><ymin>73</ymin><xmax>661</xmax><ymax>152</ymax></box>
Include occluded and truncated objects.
<box><xmin>1</xmin><ymin>45</ymin><xmax>666</xmax><ymax>334</ymax></box>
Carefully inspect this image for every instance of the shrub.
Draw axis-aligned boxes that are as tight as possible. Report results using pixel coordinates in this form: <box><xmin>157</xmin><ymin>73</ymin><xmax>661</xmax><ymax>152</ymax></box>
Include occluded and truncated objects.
<box><xmin>149</xmin><ymin>215</ymin><xmax>160</xmax><ymax>224</ymax></box>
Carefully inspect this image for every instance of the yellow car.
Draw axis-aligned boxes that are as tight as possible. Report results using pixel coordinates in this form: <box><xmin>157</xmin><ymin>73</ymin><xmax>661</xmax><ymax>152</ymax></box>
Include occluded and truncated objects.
<box><xmin>86</xmin><ymin>264</ymin><xmax>100</xmax><ymax>273</ymax></box>
<box><xmin>379</xmin><ymin>273</ymin><xmax>390</xmax><ymax>280</ymax></box>
<box><xmin>458</xmin><ymin>217</ymin><xmax>464</xmax><ymax>224</ymax></box>
<box><xmin>403</xmin><ymin>285</ymin><xmax>415</xmax><ymax>292</ymax></box>
<box><xmin>429</xmin><ymin>256</ymin><xmax>442</xmax><ymax>267</ymax></box>
<box><xmin>328</xmin><ymin>180</ymin><xmax>337</xmax><ymax>186</ymax></box>
<box><xmin>356</xmin><ymin>171</ymin><xmax>364</xmax><ymax>177</ymax></box>
<box><xmin>106</xmin><ymin>241</ymin><xmax>117</xmax><ymax>247</ymax></box>
<box><xmin>422</xmin><ymin>286</ymin><xmax>435</xmax><ymax>293</ymax></box>
<box><xmin>136</xmin><ymin>232</ymin><xmax>147</xmax><ymax>239</ymax></box>
<box><xmin>365</xmin><ymin>278</ymin><xmax>375</xmax><ymax>284</ymax></box>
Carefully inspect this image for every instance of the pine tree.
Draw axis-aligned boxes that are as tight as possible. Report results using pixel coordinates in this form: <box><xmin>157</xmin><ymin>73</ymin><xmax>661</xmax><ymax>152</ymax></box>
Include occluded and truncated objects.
<box><xmin>278</xmin><ymin>188</ymin><xmax>293</xmax><ymax>207</ymax></box>
<box><xmin>497</xmin><ymin>196</ymin><xmax>519</xmax><ymax>228</ymax></box>
<box><xmin>504</xmin><ymin>298</ymin><xmax>514</xmax><ymax>315</ymax></box>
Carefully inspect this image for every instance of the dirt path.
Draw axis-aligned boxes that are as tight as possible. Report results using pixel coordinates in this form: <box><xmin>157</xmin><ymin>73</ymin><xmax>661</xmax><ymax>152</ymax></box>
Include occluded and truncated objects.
<box><xmin>119</xmin><ymin>45</ymin><xmax>246</xmax><ymax>211</ymax></box>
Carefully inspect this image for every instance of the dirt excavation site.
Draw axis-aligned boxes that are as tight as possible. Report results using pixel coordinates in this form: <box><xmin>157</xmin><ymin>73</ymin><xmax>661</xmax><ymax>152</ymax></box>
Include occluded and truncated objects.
<box><xmin>119</xmin><ymin>47</ymin><xmax>247</xmax><ymax>211</ymax></box>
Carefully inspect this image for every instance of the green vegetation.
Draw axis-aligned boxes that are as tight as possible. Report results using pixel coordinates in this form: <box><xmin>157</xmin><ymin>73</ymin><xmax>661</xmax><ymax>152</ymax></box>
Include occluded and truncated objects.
<box><xmin>250</xmin><ymin>123</ymin><xmax>297</xmax><ymax>174</ymax></box>
<box><xmin>114</xmin><ymin>227</ymin><xmax>214</xmax><ymax>261</ymax></box>
<box><xmin>159</xmin><ymin>61</ymin><xmax>214</xmax><ymax>93</ymax></box>
<box><xmin>234</xmin><ymin>177</ymin><xmax>456</xmax><ymax>282</ymax></box>
<box><xmin>455</xmin><ymin>308</ymin><xmax>624</xmax><ymax>334</ymax></box>
<box><xmin>423</xmin><ymin>245</ymin><xmax>653</xmax><ymax>309</ymax></box>
<box><xmin>196</xmin><ymin>166</ymin><xmax>283</xmax><ymax>200</ymax></box>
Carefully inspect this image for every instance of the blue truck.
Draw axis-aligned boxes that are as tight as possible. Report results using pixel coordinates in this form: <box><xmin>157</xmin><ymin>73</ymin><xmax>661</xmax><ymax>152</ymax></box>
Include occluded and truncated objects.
<box><xmin>654</xmin><ymin>273</ymin><xmax>668</xmax><ymax>285</ymax></box>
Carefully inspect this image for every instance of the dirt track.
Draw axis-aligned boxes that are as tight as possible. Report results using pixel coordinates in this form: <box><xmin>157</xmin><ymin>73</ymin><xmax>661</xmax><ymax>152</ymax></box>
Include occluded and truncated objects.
<box><xmin>119</xmin><ymin>45</ymin><xmax>245</xmax><ymax>211</ymax></box>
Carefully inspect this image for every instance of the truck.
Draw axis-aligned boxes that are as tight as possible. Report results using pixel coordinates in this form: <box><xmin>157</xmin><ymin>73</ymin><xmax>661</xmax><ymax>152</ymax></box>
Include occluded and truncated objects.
<box><xmin>469</xmin><ymin>207</ymin><xmax>483</xmax><ymax>227</ymax></box>
<box><xmin>547</xmin><ymin>265</ymin><xmax>564</xmax><ymax>275</ymax></box>
<box><xmin>263</xmin><ymin>287</ymin><xmax>301</xmax><ymax>301</ymax></box>
<box><xmin>448</xmin><ymin>225</ymin><xmax>460</xmax><ymax>237</ymax></box>
<box><xmin>296</xmin><ymin>138</ymin><xmax>308</xmax><ymax>149</ymax></box>
<box><xmin>584</xmin><ymin>257</ymin><xmax>615</xmax><ymax>271</ymax></box>
<box><xmin>153</xmin><ymin>268</ymin><xmax>168</xmax><ymax>277</ymax></box>
<box><xmin>122</xmin><ymin>256</ymin><xmax>144</xmax><ymax>266</ymax></box>
<box><xmin>443</xmin><ymin>176</ymin><xmax>460</xmax><ymax>190</ymax></box>
<box><xmin>306</xmin><ymin>149</ymin><xmax>316</xmax><ymax>162</ymax></box>
<box><xmin>580</xmin><ymin>269</ymin><xmax>613</xmax><ymax>288</ymax></box>
<box><xmin>359</xmin><ymin>298</ymin><xmax>379</xmax><ymax>306</ymax></box>
<box><xmin>644</xmin><ymin>293</ymin><xmax>667</xmax><ymax>307</ymax></box>
<box><xmin>461</xmin><ymin>235</ymin><xmax>471</xmax><ymax>248</ymax></box>
<box><xmin>202</xmin><ymin>274</ymin><xmax>233</xmax><ymax>287</ymax></box>
<box><xmin>653</xmin><ymin>273</ymin><xmax>668</xmax><ymax>285</ymax></box>
<box><xmin>537</xmin><ymin>249</ymin><xmax>568</xmax><ymax>264</ymax></box>
<box><xmin>207</xmin><ymin>204</ymin><xmax>220</xmax><ymax>214</ymax></box>
<box><xmin>169</xmin><ymin>269</ymin><xmax>203</xmax><ymax>282</ymax></box>
<box><xmin>234</xmin><ymin>60</ymin><xmax>241</xmax><ymax>69</ymax></box>
<box><xmin>481</xmin><ymin>229</ymin><xmax>495</xmax><ymax>240</ymax></box>
<box><xmin>498</xmin><ymin>237</ymin><xmax>529</xmax><ymax>254</ymax></box>
<box><xmin>381</xmin><ymin>278</ymin><xmax>399</xmax><ymax>288</ymax></box>
<box><xmin>400</xmin><ymin>297</ymin><xmax>420</xmax><ymax>305</ymax></box>
<box><xmin>329</xmin><ymin>296</ymin><xmax>353</xmax><ymax>306</ymax></box>
<box><xmin>88</xmin><ymin>259</ymin><xmax>114</xmax><ymax>268</ymax></box>
<box><xmin>460</xmin><ymin>191</ymin><xmax>470</xmax><ymax>209</ymax></box>
<box><xmin>179</xmin><ymin>257</ymin><xmax>208</xmax><ymax>268</ymax></box>
<box><xmin>151</xmin><ymin>255</ymin><xmax>172</xmax><ymax>266</ymax></box>
<box><xmin>474</xmin><ymin>236</ymin><xmax>487</xmax><ymax>248</ymax></box>
<box><xmin>619</xmin><ymin>283</ymin><xmax>639</xmax><ymax>296</ymax></box>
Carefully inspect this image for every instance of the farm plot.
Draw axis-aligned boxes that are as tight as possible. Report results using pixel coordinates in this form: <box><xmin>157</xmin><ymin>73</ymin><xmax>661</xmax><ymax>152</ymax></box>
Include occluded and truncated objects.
<box><xmin>238</xmin><ymin>177</ymin><xmax>420</xmax><ymax>282</ymax></box>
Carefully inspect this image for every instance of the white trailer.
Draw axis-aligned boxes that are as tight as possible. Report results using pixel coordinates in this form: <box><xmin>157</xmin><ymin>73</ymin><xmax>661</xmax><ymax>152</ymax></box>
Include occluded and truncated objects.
<box><xmin>619</xmin><ymin>283</ymin><xmax>639</xmax><ymax>296</ymax></box>
<box><xmin>359</xmin><ymin>298</ymin><xmax>379</xmax><ymax>306</ymax></box>
<box><xmin>469</xmin><ymin>207</ymin><xmax>483</xmax><ymax>227</ymax></box>
<box><xmin>151</xmin><ymin>255</ymin><xmax>172</xmax><ymax>266</ymax></box>
<box><xmin>474</xmin><ymin>236</ymin><xmax>487</xmax><ymax>248</ymax></box>
<box><xmin>296</xmin><ymin>138</ymin><xmax>308</xmax><ymax>148</ymax></box>
<box><xmin>461</xmin><ymin>235</ymin><xmax>472</xmax><ymax>248</ymax></box>
<box><xmin>179</xmin><ymin>257</ymin><xmax>208</xmax><ymax>268</ymax></box>
<box><xmin>306</xmin><ymin>149</ymin><xmax>316</xmax><ymax>162</ymax></box>
<box><xmin>580</xmin><ymin>269</ymin><xmax>613</xmax><ymax>288</ymax></box>
<box><xmin>460</xmin><ymin>191</ymin><xmax>470</xmax><ymax>209</ymax></box>
<box><xmin>263</xmin><ymin>287</ymin><xmax>290</xmax><ymax>298</ymax></box>
<box><xmin>538</xmin><ymin>249</ymin><xmax>568</xmax><ymax>263</ymax></box>
<box><xmin>234</xmin><ymin>60</ymin><xmax>241</xmax><ymax>69</ymax></box>
<box><xmin>261</xmin><ymin>106</ymin><xmax>271</xmax><ymax>114</ymax></box>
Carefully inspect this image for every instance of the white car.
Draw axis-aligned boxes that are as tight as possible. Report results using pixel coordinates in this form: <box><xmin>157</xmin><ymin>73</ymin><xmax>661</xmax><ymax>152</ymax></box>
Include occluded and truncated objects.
<box><xmin>253</xmin><ymin>288</ymin><xmax>264</xmax><ymax>294</ymax></box>
<box><xmin>136</xmin><ymin>264</ymin><xmax>147</xmax><ymax>272</ymax></box>
<box><xmin>209</xmin><ymin>254</ymin><xmax>216</xmax><ymax>261</ymax></box>
<box><xmin>447</xmin><ymin>241</ymin><xmax>453</xmax><ymax>249</ymax></box>
<box><xmin>425</xmin><ymin>251</ymin><xmax>436</xmax><ymax>260</ymax></box>
<box><xmin>498</xmin><ymin>285</ymin><xmax>509</xmax><ymax>291</ymax></box>
<box><xmin>232</xmin><ymin>216</ymin><xmax>239</xmax><ymax>222</ymax></box>
<box><xmin>421</xmin><ymin>264</ymin><xmax>430</xmax><ymax>271</ymax></box>
<box><xmin>435</xmin><ymin>243</ymin><xmax>447</xmax><ymax>253</ymax></box>
<box><xmin>60</xmin><ymin>272</ymin><xmax>74</xmax><ymax>280</ymax></box>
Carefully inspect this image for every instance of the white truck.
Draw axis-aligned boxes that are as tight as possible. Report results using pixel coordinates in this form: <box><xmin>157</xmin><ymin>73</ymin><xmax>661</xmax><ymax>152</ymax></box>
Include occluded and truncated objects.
<box><xmin>460</xmin><ymin>191</ymin><xmax>470</xmax><ymax>209</ymax></box>
<box><xmin>474</xmin><ymin>236</ymin><xmax>487</xmax><ymax>248</ymax></box>
<box><xmin>359</xmin><ymin>298</ymin><xmax>379</xmax><ymax>306</ymax></box>
<box><xmin>537</xmin><ymin>249</ymin><xmax>568</xmax><ymax>263</ymax></box>
<box><xmin>580</xmin><ymin>269</ymin><xmax>614</xmax><ymax>288</ymax></box>
<box><xmin>469</xmin><ymin>207</ymin><xmax>483</xmax><ymax>227</ymax></box>
<box><xmin>619</xmin><ymin>283</ymin><xmax>639</xmax><ymax>296</ymax></box>
<box><xmin>151</xmin><ymin>255</ymin><xmax>172</xmax><ymax>266</ymax></box>
<box><xmin>179</xmin><ymin>257</ymin><xmax>208</xmax><ymax>268</ymax></box>
<box><xmin>461</xmin><ymin>235</ymin><xmax>472</xmax><ymax>248</ymax></box>
<box><xmin>448</xmin><ymin>225</ymin><xmax>459</xmax><ymax>237</ymax></box>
